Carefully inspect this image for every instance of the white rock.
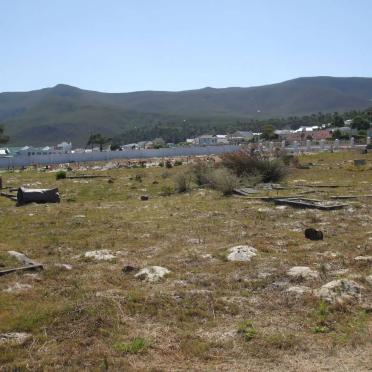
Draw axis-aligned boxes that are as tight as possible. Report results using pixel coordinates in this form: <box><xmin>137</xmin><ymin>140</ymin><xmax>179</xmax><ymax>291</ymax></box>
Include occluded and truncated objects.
<box><xmin>84</xmin><ymin>249</ymin><xmax>115</xmax><ymax>261</ymax></box>
<box><xmin>317</xmin><ymin>279</ymin><xmax>364</xmax><ymax>303</ymax></box>
<box><xmin>227</xmin><ymin>246</ymin><xmax>257</xmax><ymax>262</ymax></box>
<box><xmin>354</xmin><ymin>256</ymin><xmax>372</xmax><ymax>262</ymax></box>
<box><xmin>4</xmin><ymin>283</ymin><xmax>32</xmax><ymax>293</ymax></box>
<box><xmin>55</xmin><ymin>263</ymin><xmax>73</xmax><ymax>270</ymax></box>
<box><xmin>366</xmin><ymin>275</ymin><xmax>372</xmax><ymax>285</ymax></box>
<box><xmin>134</xmin><ymin>266</ymin><xmax>170</xmax><ymax>282</ymax></box>
<box><xmin>0</xmin><ymin>332</ymin><xmax>32</xmax><ymax>346</ymax></box>
<box><xmin>287</xmin><ymin>266</ymin><xmax>319</xmax><ymax>280</ymax></box>
<box><xmin>286</xmin><ymin>286</ymin><xmax>312</xmax><ymax>296</ymax></box>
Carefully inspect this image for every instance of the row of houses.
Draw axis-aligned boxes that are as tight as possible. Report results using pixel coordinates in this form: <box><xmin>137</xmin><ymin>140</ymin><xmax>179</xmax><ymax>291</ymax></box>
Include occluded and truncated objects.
<box><xmin>186</xmin><ymin>131</ymin><xmax>259</xmax><ymax>146</ymax></box>
<box><xmin>0</xmin><ymin>142</ymin><xmax>72</xmax><ymax>157</ymax></box>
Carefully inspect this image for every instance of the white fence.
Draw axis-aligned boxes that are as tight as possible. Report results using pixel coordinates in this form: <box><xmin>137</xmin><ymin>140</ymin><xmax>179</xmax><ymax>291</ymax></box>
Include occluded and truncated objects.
<box><xmin>0</xmin><ymin>145</ymin><xmax>240</xmax><ymax>169</ymax></box>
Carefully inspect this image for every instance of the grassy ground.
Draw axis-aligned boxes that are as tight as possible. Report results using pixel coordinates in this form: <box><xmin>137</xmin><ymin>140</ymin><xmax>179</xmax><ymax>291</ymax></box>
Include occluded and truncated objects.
<box><xmin>0</xmin><ymin>151</ymin><xmax>371</xmax><ymax>371</ymax></box>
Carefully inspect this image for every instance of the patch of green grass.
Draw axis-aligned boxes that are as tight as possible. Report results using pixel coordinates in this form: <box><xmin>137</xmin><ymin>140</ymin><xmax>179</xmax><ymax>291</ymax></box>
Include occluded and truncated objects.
<box><xmin>114</xmin><ymin>337</ymin><xmax>149</xmax><ymax>354</ymax></box>
<box><xmin>237</xmin><ymin>320</ymin><xmax>257</xmax><ymax>341</ymax></box>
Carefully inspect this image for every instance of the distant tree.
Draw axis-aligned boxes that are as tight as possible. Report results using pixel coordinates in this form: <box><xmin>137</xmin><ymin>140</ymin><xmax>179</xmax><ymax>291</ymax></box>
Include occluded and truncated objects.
<box><xmin>332</xmin><ymin>114</ymin><xmax>344</xmax><ymax>127</ymax></box>
<box><xmin>87</xmin><ymin>133</ymin><xmax>112</xmax><ymax>151</ymax></box>
<box><xmin>153</xmin><ymin>137</ymin><xmax>166</xmax><ymax>149</ymax></box>
<box><xmin>351</xmin><ymin>116</ymin><xmax>370</xmax><ymax>130</ymax></box>
<box><xmin>0</xmin><ymin>125</ymin><xmax>9</xmax><ymax>145</ymax></box>
<box><xmin>261</xmin><ymin>124</ymin><xmax>277</xmax><ymax>140</ymax></box>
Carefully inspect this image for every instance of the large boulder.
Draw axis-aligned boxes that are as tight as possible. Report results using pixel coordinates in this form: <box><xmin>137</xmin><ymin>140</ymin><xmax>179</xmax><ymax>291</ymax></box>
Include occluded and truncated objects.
<box><xmin>227</xmin><ymin>246</ymin><xmax>257</xmax><ymax>262</ymax></box>
<box><xmin>134</xmin><ymin>266</ymin><xmax>170</xmax><ymax>282</ymax></box>
<box><xmin>287</xmin><ymin>266</ymin><xmax>319</xmax><ymax>280</ymax></box>
<box><xmin>317</xmin><ymin>279</ymin><xmax>364</xmax><ymax>303</ymax></box>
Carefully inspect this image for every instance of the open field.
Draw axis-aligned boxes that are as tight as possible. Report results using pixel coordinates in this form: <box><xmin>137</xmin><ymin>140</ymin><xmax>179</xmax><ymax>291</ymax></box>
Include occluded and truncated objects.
<box><xmin>0</xmin><ymin>151</ymin><xmax>371</xmax><ymax>371</ymax></box>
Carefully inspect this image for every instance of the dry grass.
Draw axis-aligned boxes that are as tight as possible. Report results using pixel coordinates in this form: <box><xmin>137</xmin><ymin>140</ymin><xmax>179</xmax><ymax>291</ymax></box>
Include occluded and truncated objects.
<box><xmin>0</xmin><ymin>151</ymin><xmax>371</xmax><ymax>371</ymax></box>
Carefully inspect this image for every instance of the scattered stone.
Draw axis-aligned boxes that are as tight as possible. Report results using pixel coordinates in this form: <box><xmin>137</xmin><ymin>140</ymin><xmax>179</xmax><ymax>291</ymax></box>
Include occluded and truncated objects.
<box><xmin>0</xmin><ymin>332</ymin><xmax>32</xmax><ymax>346</ymax></box>
<box><xmin>366</xmin><ymin>275</ymin><xmax>372</xmax><ymax>285</ymax></box>
<box><xmin>275</xmin><ymin>205</ymin><xmax>287</xmax><ymax>210</ymax></box>
<box><xmin>84</xmin><ymin>249</ymin><xmax>115</xmax><ymax>261</ymax></box>
<box><xmin>54</xmin><ymin>263</ymin><xmax>73</xmax><ymax>271</ymax></box>
<box><xmin>286</xmin><ymin>285</ymin><xmax>312</xmax><ymax>296</ymax></box>
<box><xmin>187</xmin><ymin>238</ymin><xmax>203</xmax><ymax>244</ymax></box>
<box><xmin>317</xmin><ymin>251</ymin><xmax>339</xmax><ymax>258</ymax></box>
<box><xmin>73</xmin><ymin>215</ymin><xmax>86</xmax><ymax>219</ymax></box>
<box><xmin>122</xmin><ymin>265</ymin><xmax>139</xmax><ymax>273</ymax></box>
<box><xmin>227</xmin><ymin>246</ymin><xmax>257</xmax><ymax>262</ymax></box>
<box><xmin>354</xmin><ymin>256</ymin><xmax>372</xmax><ymax>263</ymax></box>
<box><xmin>140</xmin><ymin>195</ymin><xmax>149</xmax><ymax>201</ymax></box>
<box><xmin>4</xmin><ymin>283</ymin><xmax>32</xmax><ymax>293</ymax></box>
<box><xmin>134</xmin><ymin>266</ymin><xmax>170</xmax><ymax>282</ymax></box>
<box><xmin>317</xmin><ymin>279</ymin><xmax>364</xmax><ymax>303</ymax></box>
<box><xmin>305</xmin><ymin>228</ymin><xmax>323</xmax><ymax>241</ymax></box>
<box><xmin>330</xmin><ymin>268</ymin><xmax>349</xmax><ymax>276</ymax></box>
<box><xmin>287</xmin><ymin>266</ymin><xmax>319</xmax><ymax>280</ymax></box>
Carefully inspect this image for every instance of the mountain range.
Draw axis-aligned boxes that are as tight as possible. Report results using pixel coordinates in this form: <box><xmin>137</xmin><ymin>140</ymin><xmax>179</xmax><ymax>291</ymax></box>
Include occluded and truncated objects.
<box><xmin>1</xmin><ymin>76</ymin><xmax>372</xmax><ymax>146</ymax></box>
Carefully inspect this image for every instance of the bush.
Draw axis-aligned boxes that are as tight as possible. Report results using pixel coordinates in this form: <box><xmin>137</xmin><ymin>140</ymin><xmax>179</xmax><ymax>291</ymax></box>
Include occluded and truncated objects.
<box><xmin>174</xmin><ymin>160</ymin><xmax>183</xmax><ymax>166</ymax></box>
<box><xmin>205</xmin><ymin>168</ymin><xmax>239</xmax><ymax>195</ymax></box>
<box><xmin>258</xmin><ymin>160</ymin><xmax>287</xmax><ymax>183</ymax></box>
<box><xmin>165</xmin><ymin>160</ymin><xmax>173</xmax><ymax>169</ymax></box>
<box><xmin>222</xmin><ymin>150</ymin><xmax>287</xmax><ymax>183</ymax></box>
<box><xmin>237</xmin><ymin>320</ymin><xmax>257</xmax><ymax>342</ymax></box>
<box><xmin>174</xmin><ymin>171</ymin><xmax>193</xmax><ymax>193</ymax></box>
<box><xmin>160</xmin><ymin>185</ymin><xmax>174</xmax><ymax>196</ymax></box>
<box><xmin>191</xmin><ymin>161</ymin><xmax>213</xmax><ymax>186</ymax></box>
<box><xmin>56</xmin><ymin>170</ymin><xmax>67</xmax><ymax>180</ymax></box>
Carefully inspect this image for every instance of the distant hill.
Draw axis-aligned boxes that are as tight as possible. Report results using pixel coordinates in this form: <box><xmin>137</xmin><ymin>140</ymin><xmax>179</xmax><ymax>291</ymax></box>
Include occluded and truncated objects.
<box><xmin>1</xmin><ymin>76</ymin><xmax>372</xmax><ymax>146</ymax></box>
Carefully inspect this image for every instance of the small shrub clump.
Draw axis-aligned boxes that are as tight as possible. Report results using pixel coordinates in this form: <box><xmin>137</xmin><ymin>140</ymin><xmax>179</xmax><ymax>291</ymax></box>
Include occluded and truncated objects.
<box><xmin>56</xmin><ymin>170</ymin><xmax>67</xmax><ymax>180</ymax></box>
<box><xmin>174</xmin><ymin>171</ymin><xmax>193</xmax><ymax>193</ymax></box>
<box><xmin>221</xmin><ymin>149</ymin><xmax>287</xmax><ymax>183</ymax></box>
<box><xmin>237</xmin><ymin>320</ymin><xmax>257</xmax><ymax>342</ymax></box>
<box><xmin>205</xmin><ymin>168</ymin><xmax>239</xmax><ymax>195</ymax></box>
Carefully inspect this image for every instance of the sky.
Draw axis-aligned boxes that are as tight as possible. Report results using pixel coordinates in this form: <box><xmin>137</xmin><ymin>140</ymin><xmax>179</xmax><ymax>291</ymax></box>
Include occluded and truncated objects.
<box><xmin>1</xmin><ymin>0</ymin><xmax>371</xmax><ymax>93</ymax></box>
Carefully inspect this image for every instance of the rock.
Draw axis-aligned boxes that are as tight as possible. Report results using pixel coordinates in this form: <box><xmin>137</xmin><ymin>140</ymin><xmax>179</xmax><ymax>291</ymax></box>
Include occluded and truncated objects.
<box><xmin>140</xmin><ymin>195</ymin><xmax>149</xmax><ymax>201</ymax></box>
<box><xmin>305</xmin><ymin>228</ymin><xmax>323</xmax><ymax>241</ymax></box>
<box><xmin>354</xmin><ymin>256</ymin><xmax>372</xmax><ymax>263</ymax></box>
<box><xmin>317</xmin><ymin>279</ymin><xmax>364</xmax><ymax>303</ymax></box>
<box><xmin>3</xmin><ymin>283</ymin><xmax>32</xmax><ymax>293</ymax></box>
<box><xmin>0</xmin><ymin>332</ymin><xmax>32</xmax><ymax>346</ymax></box>
<box><xmin>366</xmin><ymin>275</ymin><xmax>372</xmax><ymax>285</ymax></box>
<box><xmin>122</xmin><ymin>265</ymin><xmax>139</xmax><ymax>273</ymax></box>
<box><xmin>286</xmin><ymin>285</ymin><xmax>312</xmax><ymax>296</ymax></box>
<box><xmin>287</xmin><ymin>266</ymin><xmax>319</xmax><ymax>280</ymax></box>
<box><xmin>84</xmin><ymin>249</ymin><xmax>115</xmax><ymax>261</ymax></box>
<box><xmin>54</xmin><ymin>263</ymin><xmax>73</xmax><ymax>270</ymax></box>
<box><xmin>227</xmin><ymin>246</ymin><xmax>257</xmax><ymax>262</ymax></box>
<box><xmin>187</xmin><ymin>238</ymin><xmax>203</xmax><ymax>244</ymax></box>
<box><xmin>134</xmin><ymin>266</ymin><xmax>170</xmax><ymax>282</ymax></box>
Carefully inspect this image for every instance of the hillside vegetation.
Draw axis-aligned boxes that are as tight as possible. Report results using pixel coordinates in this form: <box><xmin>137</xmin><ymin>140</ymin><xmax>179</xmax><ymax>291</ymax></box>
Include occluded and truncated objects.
<box><xmin>1</xmin><ymin>76</ymin><xmax>372</xmax><ymax>146</ymax></box>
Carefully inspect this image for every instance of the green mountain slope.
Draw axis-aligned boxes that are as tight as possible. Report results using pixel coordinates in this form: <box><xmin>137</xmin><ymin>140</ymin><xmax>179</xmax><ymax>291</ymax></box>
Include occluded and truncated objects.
<box><xmin>1</xmin><ymin>76</ymin><xmax>372</xmax><ymax>146</ymax></box>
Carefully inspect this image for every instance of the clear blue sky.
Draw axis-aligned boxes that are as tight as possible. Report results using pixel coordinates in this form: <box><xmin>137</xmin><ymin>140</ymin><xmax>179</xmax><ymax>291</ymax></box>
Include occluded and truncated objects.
<box><xmin>1</xmin><ymin>0</ymin><xmax>371</xmax><ymax>92</ymax></box>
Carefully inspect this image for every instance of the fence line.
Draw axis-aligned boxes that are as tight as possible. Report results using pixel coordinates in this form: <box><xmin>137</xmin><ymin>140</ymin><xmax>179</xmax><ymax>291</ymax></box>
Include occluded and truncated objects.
<box><xmin>0</xmin><ymin>145</ymin><xmax>239</xmax><ymax>169</ymax></box>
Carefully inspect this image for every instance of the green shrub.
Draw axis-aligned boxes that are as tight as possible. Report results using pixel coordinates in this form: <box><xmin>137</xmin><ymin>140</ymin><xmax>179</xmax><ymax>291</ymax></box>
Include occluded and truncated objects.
<box><xmin>160</xmin><ymin>185</ymin><xmax>174</xmax><ymax>196</ymax></box>
<box><xmin>237</xmin><ymin>320</ymin><xmax>257</xmax><ymax>342</ymax></box>
<box><xmin>205</xmin><ymin>168</ymin><xmax>239</xmax><ymax>195</ymax></box>
<box><xmin>56</xmin><ymin>170</ymin><xmax>67</xmax><ymax>180</ymax></box>
<box><xmin>222</xmin><ymin>150</ymin><xmax>287</xmax><ymax>183</ymax></box>
<box><xmin>258</xmin><ymin>160</ymin><xmax>287</xmax><ymax>183</ymax></box>
<box><xmin>174</xmin><ymin>171</ymin><xmax>193</xmax><ymax>193</ymax></box>
<box><xmin>174</xmin><ymin>160</ymin><xmax>183</xmax><ymax>166</ymax></box>
<box><xmin>191</xmin><ymin>161</ymin><xmax>213</xmax><ymax>186</ymax></box>
<box><xmin>165</xmin><ymin>160</ymin><xmax>173</xmax><ymax>169</ymax></box>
